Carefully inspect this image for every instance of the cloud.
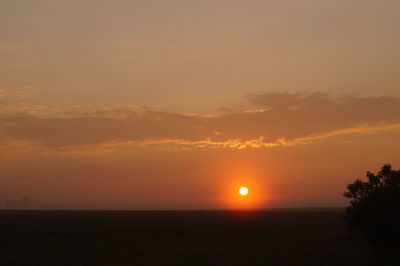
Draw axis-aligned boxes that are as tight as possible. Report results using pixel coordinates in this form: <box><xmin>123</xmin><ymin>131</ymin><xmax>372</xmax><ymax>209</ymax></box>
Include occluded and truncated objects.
<box><xmin>53</xmin><ymin>122</ymin><xmax>400</xmax><ymax>155</ymax></box>
<box><xmin>0</xmin><ymin>87</ymin><xmax>33</xmax><ymax>104</ymax></box>
<box><xmin>1</xmin><ymin>92</ymin><xmax>400</xmax><ymax>152</ymax></box>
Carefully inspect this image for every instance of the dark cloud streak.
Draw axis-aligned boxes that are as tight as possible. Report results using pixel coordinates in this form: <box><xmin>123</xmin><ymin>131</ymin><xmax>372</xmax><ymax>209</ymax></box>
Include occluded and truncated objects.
<box><xmin>1</xmin><ymin>93</ymin><xmax>400</xmax><ymax>149</ymax></box>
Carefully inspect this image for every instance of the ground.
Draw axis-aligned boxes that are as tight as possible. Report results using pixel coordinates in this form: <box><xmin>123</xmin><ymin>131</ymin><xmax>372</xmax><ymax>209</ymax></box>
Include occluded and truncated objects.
<box><xmin>0</xmin><ymin>209</ymin><xmax>390</xmax><ymax>265</ymax></box>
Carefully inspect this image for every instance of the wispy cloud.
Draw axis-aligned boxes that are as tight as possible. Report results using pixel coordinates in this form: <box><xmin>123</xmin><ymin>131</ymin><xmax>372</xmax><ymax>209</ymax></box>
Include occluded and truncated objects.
<box><xmin>1</xmin><ymin>92</ymin><xmax>400</xmax><ymax>153</ymax></box>
<box><xmin>52</xmin><ymin>122</ymin><xmax>400</xmax><ymax>154</ymax></box>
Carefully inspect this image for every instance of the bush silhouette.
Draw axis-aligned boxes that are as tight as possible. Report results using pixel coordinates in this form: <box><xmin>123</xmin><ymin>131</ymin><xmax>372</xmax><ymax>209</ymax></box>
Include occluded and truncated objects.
<box><xmin>344</xmin><ymin>164</ymin><xmax>400</xmax><ymax>246</ymax></box>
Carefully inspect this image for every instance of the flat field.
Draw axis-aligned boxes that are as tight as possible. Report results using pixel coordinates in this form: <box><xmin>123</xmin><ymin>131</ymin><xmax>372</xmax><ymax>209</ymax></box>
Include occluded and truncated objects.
<box><xmin>0</xmin><ymin>209</ymin><xmax>385</xmax><ymax>265</ymax></box>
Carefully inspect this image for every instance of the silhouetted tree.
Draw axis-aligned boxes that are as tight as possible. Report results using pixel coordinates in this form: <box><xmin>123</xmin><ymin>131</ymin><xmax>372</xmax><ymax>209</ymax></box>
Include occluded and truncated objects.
<box><xmin>344</xmin><ymin>164</ymin><xmax>400</xmax><ymax>246</ymax></box>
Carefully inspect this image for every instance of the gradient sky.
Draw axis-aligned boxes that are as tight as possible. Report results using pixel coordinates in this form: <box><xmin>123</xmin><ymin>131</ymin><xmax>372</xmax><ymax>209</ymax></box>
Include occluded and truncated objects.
<box><xmin>1</xmin><ymin>0</ymin><xmax>400</xmax><ymax>209</ymax></box>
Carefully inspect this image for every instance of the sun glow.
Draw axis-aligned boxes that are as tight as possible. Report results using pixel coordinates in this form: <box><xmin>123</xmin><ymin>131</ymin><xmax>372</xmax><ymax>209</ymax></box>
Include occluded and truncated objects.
<box><xmin>239</xmin><ymin>187</ymin><xmax>249</xmax><ymax>196</ymax></box>
<box><xmin>216</xmin><ymin>161</ymin><xmax>270</xmax><ymax>209</ymax></box>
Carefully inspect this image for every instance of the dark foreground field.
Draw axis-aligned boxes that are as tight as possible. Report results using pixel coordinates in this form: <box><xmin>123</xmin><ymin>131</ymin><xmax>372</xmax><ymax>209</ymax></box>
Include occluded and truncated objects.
<box><xmin>0</xmin><ymin>209</ymin><xmax>394</xmax><ymax>266</ymax></box>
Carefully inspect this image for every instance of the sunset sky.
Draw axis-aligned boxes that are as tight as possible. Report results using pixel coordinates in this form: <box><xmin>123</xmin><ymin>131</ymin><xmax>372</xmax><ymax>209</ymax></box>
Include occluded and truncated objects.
<box><xmin>1</xmin><ymin>0</ymin><xmax>400</xmax><ymax>209</ymax></box>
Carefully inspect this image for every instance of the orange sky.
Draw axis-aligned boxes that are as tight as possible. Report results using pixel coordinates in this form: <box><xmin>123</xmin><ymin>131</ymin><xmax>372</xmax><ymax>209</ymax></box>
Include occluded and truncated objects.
<box><xmin>1</xmin><ymin>0</ymin><xmax>400</xmax><ymax>209</ymax></box>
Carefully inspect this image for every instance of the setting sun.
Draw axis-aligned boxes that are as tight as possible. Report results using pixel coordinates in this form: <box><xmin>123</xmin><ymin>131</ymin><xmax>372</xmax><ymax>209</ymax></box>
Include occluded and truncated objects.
<box><xmin>239</xmin><ymin>187</ymin><xmax>249</xmax><ymax>196</ymax></box>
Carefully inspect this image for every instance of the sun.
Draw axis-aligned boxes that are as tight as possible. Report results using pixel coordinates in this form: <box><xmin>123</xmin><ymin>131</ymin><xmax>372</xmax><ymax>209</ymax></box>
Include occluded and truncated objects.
<box><xmin>239</xmin><ymin>186</ymin><xmax>249</xmax><ymax>196</ymax></box>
